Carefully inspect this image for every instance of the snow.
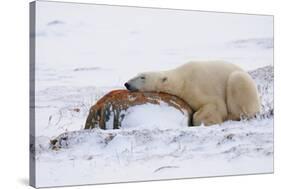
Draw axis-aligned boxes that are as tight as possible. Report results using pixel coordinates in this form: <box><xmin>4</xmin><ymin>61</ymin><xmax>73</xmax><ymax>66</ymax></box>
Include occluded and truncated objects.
<box><xmin>121</xmin><ymin>103</ymin><xmax>189</xmax><ymax>129</ymax></box>
<box><xmin>36</xmin><ymin>117</ymin><xmax>273</xmax><ymax>187</ymax></box>
<box><xmin>32</xmin><ymin>1</ymin><xmax>273</xmax><ymax>187</ymax></box>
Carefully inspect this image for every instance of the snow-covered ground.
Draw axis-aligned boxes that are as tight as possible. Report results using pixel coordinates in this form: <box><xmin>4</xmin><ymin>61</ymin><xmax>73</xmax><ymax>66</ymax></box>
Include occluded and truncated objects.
<box><xmin>33</xmin><ymin>1</ymin><xmax>273</xmax><ymax>187</ymax></box>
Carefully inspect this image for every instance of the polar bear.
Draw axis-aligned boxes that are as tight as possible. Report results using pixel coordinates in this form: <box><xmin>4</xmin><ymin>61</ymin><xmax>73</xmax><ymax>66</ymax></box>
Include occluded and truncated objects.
<box><xmin>124</xmin><ymin>61</ymin><xmax>261</xmax><ymax>126</ymax></box>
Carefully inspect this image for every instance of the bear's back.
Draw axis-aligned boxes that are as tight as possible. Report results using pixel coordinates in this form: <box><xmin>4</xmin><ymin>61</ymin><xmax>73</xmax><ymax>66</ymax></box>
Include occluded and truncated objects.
<box><xmin>177</xmin><ymin>61</ymin><xmax>243</xmax><ymax>99</ymax></box>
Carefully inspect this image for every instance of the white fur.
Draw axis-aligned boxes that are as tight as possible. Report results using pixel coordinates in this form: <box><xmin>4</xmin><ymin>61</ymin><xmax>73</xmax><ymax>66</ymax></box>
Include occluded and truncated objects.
<box><xmin>126</xmin><ymin>61</ymin><xmax>261</xmax><ymax>126</ymax></box>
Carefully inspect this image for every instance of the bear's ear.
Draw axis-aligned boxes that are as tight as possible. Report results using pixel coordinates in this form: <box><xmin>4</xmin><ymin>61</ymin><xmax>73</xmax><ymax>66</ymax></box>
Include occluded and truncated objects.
<box><xmin>162</xmin><ymin>77</ymin><xmax>168</xmax><ymax>82</ymax></box>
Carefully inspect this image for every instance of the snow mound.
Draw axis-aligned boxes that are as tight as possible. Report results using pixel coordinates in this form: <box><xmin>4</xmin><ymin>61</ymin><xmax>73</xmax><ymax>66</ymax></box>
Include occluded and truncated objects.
<box><xmin>121</xmin><ymin>103</ymin><xmax>188</xmax><ymax>129</ymax></box>
<box><xmin>249</xmin><ymin>66</ymin><xmax>274</xmax><ymax>118</ymax></box>
<box><xmin>49</xmin><ymin>119</ymin><xmax>273</xmax><ymax>158</ymax></box>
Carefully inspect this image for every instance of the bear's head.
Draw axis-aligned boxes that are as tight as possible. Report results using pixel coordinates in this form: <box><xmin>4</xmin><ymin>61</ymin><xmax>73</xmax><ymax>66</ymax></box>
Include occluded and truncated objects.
<box><xmin>124</xmin><ymin>72</ymin><xmax>168</xmax><ymax>92</ymax></box>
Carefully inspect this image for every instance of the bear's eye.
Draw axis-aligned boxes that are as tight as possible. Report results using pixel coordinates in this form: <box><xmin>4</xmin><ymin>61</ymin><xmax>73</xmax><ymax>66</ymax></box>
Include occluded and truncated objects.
<box><xmin>140</xmin><ymin>76</ymin><xmax>146</xmax><ymax>80</ymax></box>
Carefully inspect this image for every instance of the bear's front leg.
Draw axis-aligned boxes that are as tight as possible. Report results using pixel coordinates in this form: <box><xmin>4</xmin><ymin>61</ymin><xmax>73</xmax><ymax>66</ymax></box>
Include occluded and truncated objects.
<box><xmin>192</xmin><ymin>102</ymin><xmax>227</xmax><ymax>126</ymax></box>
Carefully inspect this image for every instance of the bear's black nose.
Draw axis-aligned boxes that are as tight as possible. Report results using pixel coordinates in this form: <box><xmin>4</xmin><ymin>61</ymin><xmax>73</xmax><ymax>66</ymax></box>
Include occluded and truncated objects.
<box><xmin>124</xmin><ymin>82</ymin><xmax>130</xmax><ymax>90</ymax></box>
